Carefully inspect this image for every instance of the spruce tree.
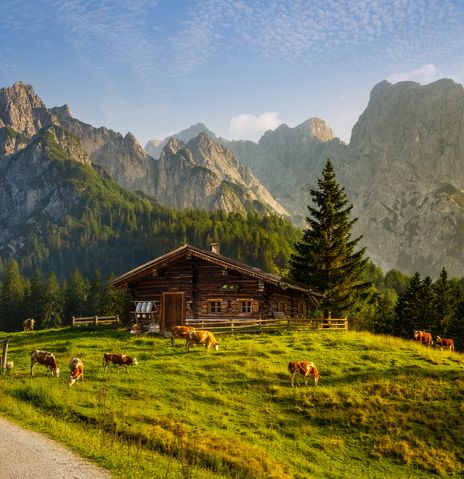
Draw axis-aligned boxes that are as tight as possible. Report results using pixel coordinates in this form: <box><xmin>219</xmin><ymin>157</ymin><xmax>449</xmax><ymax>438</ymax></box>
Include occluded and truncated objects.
<box><xmin>0</xmin><ymin>260</ymin><xmax>27</xmax><ymax>331</ymax></box>
<box><xmin>433</xmin><ymin>267</ymin><xmax>457</xmax><ymax>335</ymax></box>
<box><xmin>42</xmin><ymin>272</ymin><xmax>64</xmax><ymax>328</ymax></box>
<box><xmin>394</xmin><ymin>272</ymin><xmax>423</xmax><ymax>337</ymax></box>
<box><xmin>290</xmin><ymin>159</ymin><xmax>370</xmax><ymax>318</ymax></box>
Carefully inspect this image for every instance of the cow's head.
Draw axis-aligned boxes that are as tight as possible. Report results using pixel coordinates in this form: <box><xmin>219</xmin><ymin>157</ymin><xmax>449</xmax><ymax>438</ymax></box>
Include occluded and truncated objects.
<box><xmin>213</xmin><ymin>343</ymin><xmax>219</xmax><ymax>351</ymax></box>
<box><xmin>132</xmin><ymin>358</ymin><xmax>138</xmax><ymax>365</ymax></box>
<box><xmin>414</xmin><ymin>330</ymin><xmax>420</xmax><ymax>339</ymax></box>
<box><xmin>54</xmin><ymin>367</ymin><xmax>60</xmax><ymax>378</ymax></box>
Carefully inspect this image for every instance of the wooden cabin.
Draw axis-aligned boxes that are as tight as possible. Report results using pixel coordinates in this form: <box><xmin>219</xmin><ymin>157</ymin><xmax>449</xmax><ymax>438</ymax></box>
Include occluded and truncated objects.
<box><xmin>112</xmin><ymin>243</ymin><xmax>319</xmax><ymax>334</ymax></box>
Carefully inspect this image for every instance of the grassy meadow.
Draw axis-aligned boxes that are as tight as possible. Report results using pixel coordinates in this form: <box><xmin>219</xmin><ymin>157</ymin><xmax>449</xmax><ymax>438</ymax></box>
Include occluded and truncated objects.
<box><xmin>0</xmin><ymin>327</ymin><xmax>463</xmax><ymax>478</ymax></box>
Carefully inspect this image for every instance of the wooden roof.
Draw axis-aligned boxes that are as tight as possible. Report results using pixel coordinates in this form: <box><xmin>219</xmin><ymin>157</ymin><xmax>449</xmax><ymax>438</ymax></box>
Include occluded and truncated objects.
<box><xmin>112</xmin><ymin>244</ymin><xmax>318</xmax><ymax>298</ymax></box>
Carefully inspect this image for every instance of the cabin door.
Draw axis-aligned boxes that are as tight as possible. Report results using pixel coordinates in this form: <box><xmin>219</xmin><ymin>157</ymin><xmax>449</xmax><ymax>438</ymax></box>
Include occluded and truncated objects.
<box><xmin>161</xmin><ymin>292</ymin><xmax>185</xmax><ymax>335</ymax></box>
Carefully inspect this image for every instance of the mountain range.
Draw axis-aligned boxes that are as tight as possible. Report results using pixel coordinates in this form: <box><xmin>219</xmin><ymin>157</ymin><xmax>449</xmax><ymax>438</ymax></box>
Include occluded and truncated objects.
<box><xmin>145</xmin><ymin>79</ymin><xmax>464</xmax><ymax>277</ymax></box>
<box><xmin>2</xmin><ymin>79</ymin><xmax>464</xmax><ymax>277</ymax></box>
<box><xmin>0</xmin><ymin>82</ymin><xmax>297</xmax><ymax>277</ymax></box>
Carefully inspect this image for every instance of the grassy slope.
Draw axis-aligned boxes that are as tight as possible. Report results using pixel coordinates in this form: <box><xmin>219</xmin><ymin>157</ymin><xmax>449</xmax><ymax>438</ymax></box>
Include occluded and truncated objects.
<box><xmin>0</xmin><ymin>328</ymin><xmax>463</xmax><ymax>478</ymax></box>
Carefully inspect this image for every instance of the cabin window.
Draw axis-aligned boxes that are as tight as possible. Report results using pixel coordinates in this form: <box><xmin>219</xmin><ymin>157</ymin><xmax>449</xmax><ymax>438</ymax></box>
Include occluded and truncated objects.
<box><xmin>209</xmin><ymin>301</ymin><xmax>222</xmax><ymax>313</ymax></box>
<box><xmin>240</xmin><ymin>301</ymin><xmax>252</xmax><ymax>313</ymax></box>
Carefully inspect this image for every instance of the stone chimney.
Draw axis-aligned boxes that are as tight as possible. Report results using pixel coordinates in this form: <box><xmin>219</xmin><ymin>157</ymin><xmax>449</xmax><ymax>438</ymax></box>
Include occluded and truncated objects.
<box><xmin>211</xmin><ymin>242</ymin><xmax>220</xmax><ymax>255</ymax></box>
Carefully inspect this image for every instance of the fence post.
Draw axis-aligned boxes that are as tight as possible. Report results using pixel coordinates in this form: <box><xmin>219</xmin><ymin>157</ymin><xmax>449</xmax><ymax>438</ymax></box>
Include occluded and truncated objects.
<box><xmin>72</xmin><ymin>316</ymin><xmax>76</xmax><ymax>327</ymax></box>
<box><xmin>1</xmin><ymin>338</ymin><xmax>9</xmax><ymax>372</ymax></box>
<box><xmin>94</xmin><ymin>315</ymin><xmax>99</xmax><ymax>326</ymax></box>
<box><xmin>231</xmin><ymin>320</ymin><xmax>235</xmax><ymax>335</ymax></box>
<box><xmin>116</xmin><ymin>315</ymin><xmax>120</xmax><ymax>324</ymax></box>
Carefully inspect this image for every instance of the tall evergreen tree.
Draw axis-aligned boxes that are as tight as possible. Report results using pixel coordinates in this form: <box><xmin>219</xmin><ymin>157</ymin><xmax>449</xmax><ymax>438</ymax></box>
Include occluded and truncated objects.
<box><xmin>394</xmin><ymin>272</ymin><xmax>423</xmax><ymax>337</ymax></box>
<box><xmin>0</xmin><ymin>260</ymin><xmax>27</xmax><ymax>331</ymax></box>
<box><xmin>289</xmin><ymin>159</ymin><xmax>370</xmax><ymax>317</ymax></box>
<box><xmin>42</xmin><ymin>272</ymin><xmax>64</xmax><ymax>328</ymax></box>
<box><xmin>433</xmin><ymin>268</ymin><xmax>457</xmax><ymax>335</ymax></box>
<box><xmin>25</xmin><ymin>269</ymin><xmax>45</xmax><ymax>325</ymax></box>
<box><xmin>64</xmin><ymin>269</ymin><xmax>89</xmax><ymax>324</ymax></box>
<box><xmin>87</xmin><ymin>270</ymin><xmax>103</xmax><ymax>314</ymax></box>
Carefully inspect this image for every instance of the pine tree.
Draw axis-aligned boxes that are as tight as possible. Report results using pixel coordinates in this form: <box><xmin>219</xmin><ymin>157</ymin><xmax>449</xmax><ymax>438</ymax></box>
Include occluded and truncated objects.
<box><xmin>394</xmin><ymin>272</ymin><xmax>423</xmax><ymax>337</ymax></box>
<box><xmin>289</xmin><ymin>159</ymin><xmax>370</xmax><ymax>317</ymax></box>
<box><xmin>42</xmin><ymin>272</ymin><xmax>64</xmax><ymax>328</ymax></box>
<box><xmin>64</xmin><ymin>269</ymin><xmax>89</xmax><ymax>324</ymax></box>
<box><xmin>0</xmin><ymin>260</ymin><xmax>27</xmax><ymax>331</ymax></box>
<box><xmin>26</xmin><ymin>270</ymin><xmax>45</xmax><ymax>326</ymax></box>
<box><xmin>433</xmin><ymin>267</ymin><xmax>457</xmax><ymax>335</ymax></box>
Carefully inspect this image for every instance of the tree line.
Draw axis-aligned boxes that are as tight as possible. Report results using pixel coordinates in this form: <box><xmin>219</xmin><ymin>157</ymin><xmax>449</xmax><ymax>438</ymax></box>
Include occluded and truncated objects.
<box><xmin>0</xmin><ymin>260</ymin><xmax>130</xmax><ymax>332</ymax></box>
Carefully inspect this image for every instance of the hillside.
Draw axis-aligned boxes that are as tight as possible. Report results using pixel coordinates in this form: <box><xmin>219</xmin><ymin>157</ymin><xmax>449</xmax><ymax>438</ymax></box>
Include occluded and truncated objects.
<box><xmin>0</xmin><ymin>328</ymin><xmax>462</xmax><ymax>478</ymax></box>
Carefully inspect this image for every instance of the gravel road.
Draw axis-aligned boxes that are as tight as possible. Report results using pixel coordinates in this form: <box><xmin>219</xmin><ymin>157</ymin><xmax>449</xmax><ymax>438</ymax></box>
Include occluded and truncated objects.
<box><xmin>0</xmin><ymin>417</ymin><xmax>111</xmax><ymax>479</ymax></box>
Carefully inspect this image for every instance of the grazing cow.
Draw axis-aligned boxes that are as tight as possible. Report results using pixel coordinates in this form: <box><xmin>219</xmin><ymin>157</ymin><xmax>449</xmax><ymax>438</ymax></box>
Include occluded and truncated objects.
<box><xmin>5</xmin><ymin>361</ymin><xmax>14</xmax><ymax>371</ymax></box>
<box><xmin>186</xmin><ymin>330</ymin><xmax>219</xmax><ymax>352</ymax></box>
<box><xmin>30</xmin><ymin>350</ymin><xmax>60</xmax><ymax>377</ymax></box>
<box><xmin>414</xmin><ymin>330</ymin><xmax>433</xmax><ymax>347</ymax></box>
<box><xmin>103</xmin><ymin>352</ymin><xmax>138</xmax><ymax>373</ymax></box>
<box><xmin>23</xmin><ymin>318</ymin><xmax>36</xmax><ymax>332</ymax></box>
<box><xmin>288</xmin><ymin>361</ymin><xmax>320</xmax><ymax>387</ymax></box>
<box><xmin>69</xmin><ymin>357</ymin><xmax>84</xmax><ymax>386</ymax></box>
<box><xmin>171</xmin><ymin>325</ymin><xmax>196</xmax><ymax>346</ymax></box>
<box><xmin>435</xmin><ymin>336</ymin><xmax>455</xmax><ymax>351</ymax></box>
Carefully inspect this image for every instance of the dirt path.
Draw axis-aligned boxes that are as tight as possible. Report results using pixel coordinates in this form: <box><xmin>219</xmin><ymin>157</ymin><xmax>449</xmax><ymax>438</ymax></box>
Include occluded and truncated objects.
<box><xmin>0</xmin><ymin>417</ymin><xmax>111</xmax><ymax>479</ymax></box>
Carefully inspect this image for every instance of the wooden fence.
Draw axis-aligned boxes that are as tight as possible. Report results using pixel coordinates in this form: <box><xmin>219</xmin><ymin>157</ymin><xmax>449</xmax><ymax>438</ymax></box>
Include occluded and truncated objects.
<box><xmin>184</xmin><ymin>317</ymin><xmax>348</xmax><ymax>334</ymax></box>
<box><xmin>72</xmin><ymin>315</ymin><xmax>120</xmax><ymax>327</ymax></box>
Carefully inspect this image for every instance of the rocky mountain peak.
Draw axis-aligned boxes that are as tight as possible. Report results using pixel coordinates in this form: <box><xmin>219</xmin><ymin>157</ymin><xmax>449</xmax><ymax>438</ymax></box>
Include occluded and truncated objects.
<box><xmin>0</xmin><ymin>81</ymin><xmax>53</xmax><ymax>137</ymax></box>
<box><xmin>295</xmin><ymin>117</ymin><xmax>334</xmax><ymax>142</ymax></box>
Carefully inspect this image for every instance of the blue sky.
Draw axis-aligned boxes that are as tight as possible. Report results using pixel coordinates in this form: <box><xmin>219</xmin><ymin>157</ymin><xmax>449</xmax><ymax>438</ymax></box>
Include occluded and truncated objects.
<box><xmin>2</xmin><ymin>0</ymin><xmax>464</xmax><ymax>144</ymax></box>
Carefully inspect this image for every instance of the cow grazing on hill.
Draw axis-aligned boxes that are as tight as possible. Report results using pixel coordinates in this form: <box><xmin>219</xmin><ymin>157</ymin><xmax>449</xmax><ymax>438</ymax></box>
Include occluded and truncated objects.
<box><xmin>288</xmin><ymin>361</ymin><xmax>320</xmax><ymax>387</ymax></box>
<box><xmin>23</xmin><ymin>318</ymin><xmax>35</xmax><ymax>332</ymax></box>
<box><xmin>414</xmin><ymin>330</ymin><xmax>433</xmax><ymax>347</ymax></box>
<box><xmin>69</xmin><ymin>357</ymin><xmax>84</xmax><ymax>386</ymax></box>
<box><xmin>186</xmin><ymin>330</ymin><xmax>219</xmax><ymax>352</ymax></box>
<box><xmin>30</xmin><ymin>350</ymin><xmax>60</xmax><ymax>377</ymax></box>
<box><xmin>435</xmin><ymin>336</ymin><xmax>455</xmax><ymax>351</ymax></box>
<box><xmin>171</xmin><ymin>325</ymin><xmax>196</xmax><ymax>346</ymax></box>
<box><xmin>103</xmin><ymin>352</ymin><xmax>138</xmax><ymax>373</ymax></box>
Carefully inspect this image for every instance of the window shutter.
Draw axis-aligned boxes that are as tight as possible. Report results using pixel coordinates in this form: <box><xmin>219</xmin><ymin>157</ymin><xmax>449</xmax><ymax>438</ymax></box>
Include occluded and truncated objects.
<box><xmin>251</xmin><ymin>300</ymin><xmax>259</xmax><ymax>313</ymax></box>
<box><xmin>221</xmin><ymin>300</ymin><xmax>228</xmax><ymax>312</ymax></box>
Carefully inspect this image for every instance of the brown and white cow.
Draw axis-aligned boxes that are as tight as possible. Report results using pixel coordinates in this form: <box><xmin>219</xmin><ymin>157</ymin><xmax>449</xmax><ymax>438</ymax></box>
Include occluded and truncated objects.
<box><xmin>103</xmin><ymin>352</ymin><xmax>138</xmax><ymax>373</ymax></box>
<box><xmin>30</xmin><ymin>350</ymin><xmax>60</xmax><ymax>377</ymax></box>
<box><xmin>435</xmin><ymin>336</ymin><xmax>455</xmax><ymax>351</ymax></box>
<box><xmin>288</xmin><ymin>361</ymin><xmax>320</xmax><ymax>387</ymax></box>
<box><xmin>186</xmin><ymin>330</ymin><xmax>219</xmax><ymax>352</ymax></box>
<box><xmin>171</xmin><ymin>325</ymin><xmax>196</xmax><ymax>346</ymax></box>
<box><xmin>414</xmin><ymin>330</ymin><xmax>433</xmax><ymax>347</ymax></box>
<box><xmin>69</xmin><ymin>357</ymin><xmax>84</xmax><ymax>386</ymax></box>
<box><xmin>23</xmin><ymin>318</ymin><xmax>36</xmax><ymax>332</ymax></box>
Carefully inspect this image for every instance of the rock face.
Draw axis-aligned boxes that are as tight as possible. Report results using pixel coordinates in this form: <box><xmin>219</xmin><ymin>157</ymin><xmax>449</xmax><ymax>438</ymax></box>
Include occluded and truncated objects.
<box><xmin>51</xmin><ymin>106</ymin><xmax>155</xmax><ymax>195</ymax></box>
<box><xmin>152</xmin><ymin>133</ymin><xmax>288</xmax><ymax>215</ymax></box>
<box><xmin>340</xmin><ymin>79</ymin><xmax>464</xmax><ymax>275</ymax></box>
<box><xmin>0</xmin><ymin>124</ymin><xmax>92</xmax><ymax>256</ymax></box>
<box><xmin>224</xmin><ymin>118</ymin><xmax>345</xmax><ymax>222</ymax></box>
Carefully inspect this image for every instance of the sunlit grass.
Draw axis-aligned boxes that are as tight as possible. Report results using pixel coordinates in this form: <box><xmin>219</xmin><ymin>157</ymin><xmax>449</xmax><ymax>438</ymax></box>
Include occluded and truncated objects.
<box><xmin>1</xmin><ymin>327</ymin><xmax>463</xmax><ymax>478</ymax></box>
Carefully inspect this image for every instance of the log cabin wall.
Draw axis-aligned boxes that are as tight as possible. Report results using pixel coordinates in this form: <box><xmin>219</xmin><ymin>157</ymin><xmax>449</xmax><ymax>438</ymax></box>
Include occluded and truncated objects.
<box><xmin>127</xmin><ymin>254</ymin><xmax>311</xmax><ymax>321</ymax></box>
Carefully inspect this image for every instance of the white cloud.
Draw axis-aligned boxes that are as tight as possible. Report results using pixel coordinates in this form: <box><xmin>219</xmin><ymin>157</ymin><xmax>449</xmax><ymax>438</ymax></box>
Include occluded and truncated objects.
<box><xmin>387</xmin><ymin>64</ymin><xmax>438</xmax><ymax>84</ymax></box>
<box><xmin>228</xmin><ymin>112</ymin><xmax>284</xmax><ymax>141</ymax></box>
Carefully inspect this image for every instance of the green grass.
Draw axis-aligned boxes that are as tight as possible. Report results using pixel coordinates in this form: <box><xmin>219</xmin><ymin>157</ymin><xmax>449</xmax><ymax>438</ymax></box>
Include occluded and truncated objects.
<box><xmin>0</xmin><ymin>328</ymin><xmax>463</xmax><ymax>478</ymax></box>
